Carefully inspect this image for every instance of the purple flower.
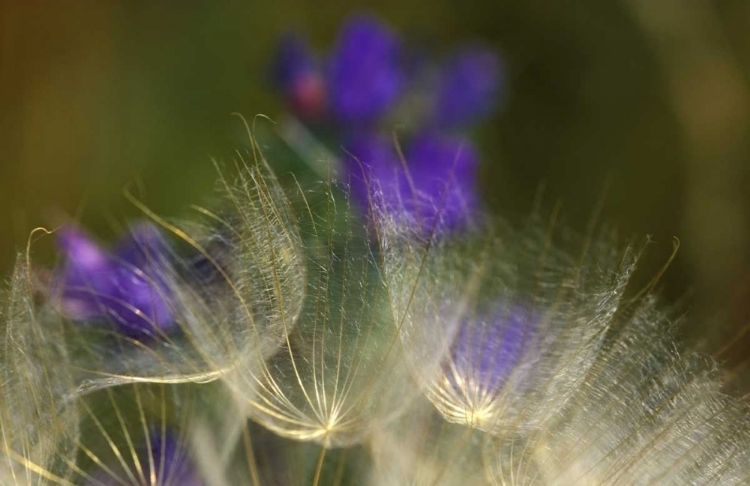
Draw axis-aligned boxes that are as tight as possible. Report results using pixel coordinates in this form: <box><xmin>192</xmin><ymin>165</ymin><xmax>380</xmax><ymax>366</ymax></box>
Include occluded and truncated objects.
<box><xmin>327</xmin><ymin>15</ymin><xmax>404</xmax><ymax>124</ymax></box>
<box><xmin>433</xmin><ymin>47</ymin><xmax>503</xmax><ymax>128</ymax></box>
<box><xmin>53</xmin><ymin>222</ymin><xmax>175</xmax><ymax>339</ymax></box>
<box><xmin>449</xmin><ymin>304</ymin><xmax>534</xmax><ymax>395</ymax></box>
<box><xmin>273</xmin><ymin>33</ymin><xmax>327</xmax><ymax>120</ymax></box>
<box><xmin>344</xmin><ymin>131</ymin><xmax>480</xmax><ymax>234</ymax></box>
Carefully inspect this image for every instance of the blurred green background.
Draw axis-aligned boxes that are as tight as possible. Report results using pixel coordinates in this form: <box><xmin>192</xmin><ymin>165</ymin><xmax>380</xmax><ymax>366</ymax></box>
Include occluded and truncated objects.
<box><xmin>2</xmin><ymin>1</ymin><xmax>750</xmax><ymax>363</ymax></box>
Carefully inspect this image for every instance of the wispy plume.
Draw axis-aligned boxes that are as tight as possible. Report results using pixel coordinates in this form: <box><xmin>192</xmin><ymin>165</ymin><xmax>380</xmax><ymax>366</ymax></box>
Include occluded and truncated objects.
<box><xmin>485</xmin><ymin>298</ymin><xmax>750</xmax><ymax>484</ymax></box>
<box><xmin>1</xmin><ymin>253</ymin><xmax>78</xmax><ymax>485</ymax></box>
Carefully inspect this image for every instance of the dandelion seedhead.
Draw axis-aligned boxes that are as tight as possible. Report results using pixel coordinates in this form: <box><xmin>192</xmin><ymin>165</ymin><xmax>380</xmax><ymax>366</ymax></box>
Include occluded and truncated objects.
<box><xmin>224</xmin><ymin>180</ymin><xmax>417</xmax><ymax>449</ymax></box>
<box><xmin>71</xmin><ymin>384</ymin><xmax>209</xmax><ymax>486</ymax></box>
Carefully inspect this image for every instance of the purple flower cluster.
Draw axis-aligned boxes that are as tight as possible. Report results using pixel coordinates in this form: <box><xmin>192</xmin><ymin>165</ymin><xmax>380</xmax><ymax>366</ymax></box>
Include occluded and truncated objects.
<box><xmin>273</xmin><ymin>14</ymin><xmax>503</xmax><ymax>233</ymax></box>
<box><xmin>52</xmin><ymin>222</ymin><xmax>175</xmax><ymax>340</ymax></box>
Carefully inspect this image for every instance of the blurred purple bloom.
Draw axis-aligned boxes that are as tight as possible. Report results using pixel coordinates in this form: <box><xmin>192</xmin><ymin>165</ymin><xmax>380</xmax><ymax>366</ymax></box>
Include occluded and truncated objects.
<box><xmin>273</xmin><ymin>33</ymin><xmax>327</xmax><ymax>120</ymax></box>
<box><xmin>54</xmin><ymin>223</ymin><xmax>175</xmax><ymax>339</ymax></box>
<box><xmin>344</xmin><ymin>131</ymin><xmax>479</xmax><ymax>233</ymax></box>
<box><xmin>402</xmin><ymin>132</ymin><xmax>480</xmax><ymax>227</ymax></box>
<box><xmin>327</xmin><ymin>15</ymin><xmax>404</xmax><ymax>124</ymax></box>
<box><xmin>343</xmin><ymin>132</ymin><xmax>401</xmax><ymax>211</ymax></box>
<box><xmin>434</xmin><ymin>47</ymin><xmax>503</xmax><ymax>128</ymax></box>
<box><xmin>449</xmin><ymin>304</ymin><xmax>533</xmax><ymax>394</ymax></box>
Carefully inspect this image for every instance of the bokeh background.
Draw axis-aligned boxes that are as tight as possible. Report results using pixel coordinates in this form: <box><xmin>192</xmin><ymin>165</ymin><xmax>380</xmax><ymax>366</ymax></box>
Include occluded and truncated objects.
<box><xmin>2</xmin><ymin>1</ymin><xmax>750</xmax><ymax>367</ymax></box>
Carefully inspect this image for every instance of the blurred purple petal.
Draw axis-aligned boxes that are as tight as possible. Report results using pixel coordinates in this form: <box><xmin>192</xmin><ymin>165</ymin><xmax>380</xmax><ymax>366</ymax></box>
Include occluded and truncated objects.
<box><xmin>450</xmin><ymin>304</ymin><xmax>534</xmax><ymax>394</ymax></box>
<box><xmin>273</xmin><ymin>33</ymin><xmax>327</xmax><ymax>120</ymax></box>
<box><xmin>108</xmin><ymin>266</ymin><xmax>174</xmax><ymax>337</ymax></box>
<box><xmin>343</xmin><ymin>131</ymin><xmax>480</xmax><ymax>234</ymax></box>
<box><xmin>343</xmin><ymin>132</ymin><xmax>402</xmax><ymax>211</ymax></box>
<box><xmin>434</xmin><ymin>47</ymin><xmax>503</xmax><ymax>128</ymax></box>
<box><xmin>57</xmin><ymin>226</ymin><xmax>110</xmax><ymax>274</ymax></box>
<box><xmin>55</xmin><ymin>227</ymin><xmax>118</xmax><ymax>321</ymax></box>
<box><xmin>53</xmin><ymin>223</ymin><xmax>176</xmax><ymax>339</ymax></box>
<box><xmin>274</xmin><ymin>33</ymin><xmax>314</xmax><ymax>88</ymax></box>
<box><xmin>328</xmin><ymin>15</ymin><xmax>404</xmax><ymax>124</ymax></box>
<box><xmin>114</xmin><ymin>221</ymin><xmax>171</xmax><ymax>265</ymax></box>
<box><xmin>400</xmin><ymin>131</ymin><xmax>480</xmax><ymax>231</ymax></box>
